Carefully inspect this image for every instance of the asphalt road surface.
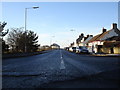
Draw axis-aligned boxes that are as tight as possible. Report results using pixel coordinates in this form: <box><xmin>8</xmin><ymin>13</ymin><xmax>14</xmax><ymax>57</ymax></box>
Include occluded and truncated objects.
<box><xmin>2</xmin><ymin>49</ymin><xmax>120</xmax><ymax>88</ymax></box>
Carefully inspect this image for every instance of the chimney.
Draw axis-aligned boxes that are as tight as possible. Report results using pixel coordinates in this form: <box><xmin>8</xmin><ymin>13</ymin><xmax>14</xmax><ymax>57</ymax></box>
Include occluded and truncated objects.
<box><xmin>87</xmin><ymin>35</ymin><xmax>89</xmax><ymax>38</ymax></box>
<box><xmin>81</xmin><ymin>33</ymin><xmax>84</xmax><ymax>36</ymax></box>
<box><xmin>90</xmin><ymin>35</ymin><xmax>93</xmax><ymax>37</ymax></box>
<box><xmin>111</xmin><ymin>23</ymin><xmax>117</xmax><ymax>29</ymax></box>
<box><xmin>102</xmin><ymin>27</ymin><xmax>107</xmax><ymax>33</ymax></box>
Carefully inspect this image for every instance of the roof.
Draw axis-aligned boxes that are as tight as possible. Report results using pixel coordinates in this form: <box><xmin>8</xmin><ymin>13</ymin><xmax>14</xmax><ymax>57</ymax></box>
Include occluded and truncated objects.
<box><xmin>88</xmin><ymin>28</ymin><xmax>120</xmax><ymax>43</ymax></box>
<box><xmin>76</xmin><ymin>35</ymin><xmax>84</xmax><ymax>43</ymax></box>
<box><xmin>87</xmin><ymin>34</ymin><xmax>101</xmax><ymax>43</ymax></box>
<box><xmin>96</xmin><ymin>30</ymin><xmax>111</xmax><ymax>40</ymax></box>
<box><xmin>51</xmin><ymin>43</ymin><xmax>60</xmax><ymax>47</ymax></box>
<box><xmin>105</xmin><ymin>36</ymin><xmax>120</xmax><ymax>41</ymax></box>
<box><xmin>103</xmin><ymin>41</ymin><xmax>120</xmax><ymax>47</ymax></box>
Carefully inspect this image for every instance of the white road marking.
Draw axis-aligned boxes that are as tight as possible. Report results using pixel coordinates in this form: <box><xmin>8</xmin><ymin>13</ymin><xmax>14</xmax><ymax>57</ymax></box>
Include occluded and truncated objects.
<box><xmin>60</xmin><ymin>50</ymin><xmax>65</xmax><ymax>70</ymax></box>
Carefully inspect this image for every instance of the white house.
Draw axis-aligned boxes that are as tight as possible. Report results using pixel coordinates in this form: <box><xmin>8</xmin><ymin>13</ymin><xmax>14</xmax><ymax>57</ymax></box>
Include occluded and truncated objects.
<box><xmin>81</xmin><ymin>35</ymin><xmax>93</xmax><ymax>46</ymax></box>
<box><xmin>51</xmin><ymin>43</ymin><xmax>60</xmax><ymax>49</ymax></box>
<box><xmin>87</xmin><ymin>23</ymin><xmax>120</xmax><ymax>53</ymax></box>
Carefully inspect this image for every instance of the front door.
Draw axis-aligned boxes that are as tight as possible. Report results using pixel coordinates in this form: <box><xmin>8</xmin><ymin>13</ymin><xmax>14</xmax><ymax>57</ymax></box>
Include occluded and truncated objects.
<box><xmin>110</xmin><ymin>48</ymin><xmax>114</xmax><ymax>54</ymax></box>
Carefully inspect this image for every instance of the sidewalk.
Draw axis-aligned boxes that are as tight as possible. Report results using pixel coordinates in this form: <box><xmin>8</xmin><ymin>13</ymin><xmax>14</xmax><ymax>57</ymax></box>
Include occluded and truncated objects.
<box><xmin>91</xmin><ymin>53</ymin><xmax>120</xmax><ymax>57</ymax></box>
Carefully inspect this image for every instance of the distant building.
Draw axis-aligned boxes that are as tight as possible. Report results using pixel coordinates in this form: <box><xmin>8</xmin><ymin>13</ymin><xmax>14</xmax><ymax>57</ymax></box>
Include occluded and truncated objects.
<box><xmin>87</xmin><ymin>23</ymin><xmax>120</xmax><ymax>54</ymax></box>
<box><xmin>70</xmin><ymin>42</ymin><xmax>74</xmax><ymax>47</ymax></box>
<box><xmin>50</xmin><ymin>43</ymin><xmax>60</xmax><ymax>49</ymax></box>
<box><xmin>40</xmin><ymin>45</ymin><xmax>50</xmax><ymax>51</ymax></box>
<box><xmin>64</xmin><ymin>47</ymin><xmax>69</xmax><ymax>51</ymax></box>
<box><xmin>76</xmin><ymin>33</ymin><xmax>93</xmax><ymax>47</ymax></box>
<box><xmin>80</xmin><ymin>35</ymin><xmax>93</xmax><ymax>46</ymax></box>
<box><xmin>76</xmin><ymin>33</ymin><xmax>84</xmax><ymax>46</ymax></box>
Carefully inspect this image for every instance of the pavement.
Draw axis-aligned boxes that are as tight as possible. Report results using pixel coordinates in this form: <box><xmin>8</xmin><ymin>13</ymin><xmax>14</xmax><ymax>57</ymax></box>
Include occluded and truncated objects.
<box><xmin>91</xmin><ymin>53</ymin><xmax>120</xmax><ymax>57</ymax></box>
<box><xmin>2</xmin><ymin>49</ymin><xmax>120</xmax><ymax>88</ymax></box>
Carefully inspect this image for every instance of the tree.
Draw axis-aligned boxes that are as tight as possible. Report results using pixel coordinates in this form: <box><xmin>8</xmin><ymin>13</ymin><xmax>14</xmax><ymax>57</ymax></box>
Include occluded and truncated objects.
<box><xmin>7</xmin><ymin>27</ymin><xmax>40</xmax><ymax>52</ymax></box>
<box><xmin>0</xmin><ymin>22</ymin><xmax>9</xmax><ymax>37</ymax></box>
<box><xmin>2</xmin><ymin>39</ymin><xmax>9</xmax><ymax>53</ymax></box>
<box><xmin>7</xmin><ymin>27</ymin><xmax>24</xmax><ymax>52</ymax></box>
<box><xmin>0</xmin><ymin>21</ymin><xmax>9</xmax><ymax>53</ymax></box>
<box><xmin>0</xmin><ymin>22</ymin><xmax>7</xmax><ymax>32</ymax></box>
<box><xmin>26</xmin><ymin>30</ymin><xmax>40</xmax><ymax>52</ymax></box>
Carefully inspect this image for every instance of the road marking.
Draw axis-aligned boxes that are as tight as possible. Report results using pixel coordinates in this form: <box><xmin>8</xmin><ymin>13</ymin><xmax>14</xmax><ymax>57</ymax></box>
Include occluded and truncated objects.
<box><xmin>60</xmin><ymin>50</ymin><xmax>65</xmax><ymax>70</ymax></box>
<box><xmin>60</xmin><ymin>59</ymin><xmax>65</xmax><ymax>70</ymax></box>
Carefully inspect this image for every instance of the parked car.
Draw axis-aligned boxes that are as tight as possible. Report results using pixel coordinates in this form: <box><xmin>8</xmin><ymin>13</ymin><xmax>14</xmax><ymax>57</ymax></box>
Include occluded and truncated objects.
<box><xmin>69</xmin><ymin>47</ymin><xmax>76</xmax><ymax>52</ymax></box>
<box><xmin>69</xmin><ymin>47</ymin><xmax>73</xmax><ymax>52</ymax></box>
<box><xmin>76</xmin><ymin>46</ymin><xmax>89</xmax><ymax>54</ymax></box>
<box><xmin>72</xmin><ymin>47</ymin><xmax>76</xmax><ymax>52</ymax></box>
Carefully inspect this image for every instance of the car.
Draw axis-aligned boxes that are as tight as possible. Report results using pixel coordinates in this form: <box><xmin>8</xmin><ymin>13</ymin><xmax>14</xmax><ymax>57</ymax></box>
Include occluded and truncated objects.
<box><xmin>69</xmin><ymin>47</ymin><xmax>76</xmax><ymax>52</ymax></box>
<box><xmin>72</xmin><ymin>47</ymin><xmax>76</xmax><ymax>52</ymax></box>
<box><xmin>76</xmin><ymin>46</ymin><xmax>89</xmax><ymax>54</ymax></box>
<box><xmin>69</xmin><ymin>47</ymin><xmax>73</xmax><ymax>52</ymax></box>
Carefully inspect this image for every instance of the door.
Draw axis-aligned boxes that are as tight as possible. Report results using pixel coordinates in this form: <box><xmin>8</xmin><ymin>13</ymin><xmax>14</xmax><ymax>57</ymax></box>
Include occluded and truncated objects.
<box><xmin>110</xmin><ymin>48</ymin><xmax>114</xmax><ymax>54</ymax></box>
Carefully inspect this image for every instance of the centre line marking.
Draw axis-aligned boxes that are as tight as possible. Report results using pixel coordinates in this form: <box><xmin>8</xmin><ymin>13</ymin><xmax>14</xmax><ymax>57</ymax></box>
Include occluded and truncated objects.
<box><xmin>60</xmin><ymin>50</ymin><xmax>65</xmax><ymax>70</ymax></box>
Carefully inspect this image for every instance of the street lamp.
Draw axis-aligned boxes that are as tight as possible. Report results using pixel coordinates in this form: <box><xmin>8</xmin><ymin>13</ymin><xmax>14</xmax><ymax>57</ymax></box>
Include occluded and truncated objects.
<box><xmin>50</xmin><ymin>36</ymin><xmax>55</xmax><ymax>46</ymax></box>
<box><xmin>32</xmin><ymin>6</ymin><xmax>39</xmax><ymax>9</ymax></box>
<box><xmin>70</xmin><ymin>29</ymin><xmax>76</xmax><ymax>46</ymax></box>
<box><xmin>24</xmin><ymin>6</ymin><xmax>39</xmax><ymax>52</ymax></box>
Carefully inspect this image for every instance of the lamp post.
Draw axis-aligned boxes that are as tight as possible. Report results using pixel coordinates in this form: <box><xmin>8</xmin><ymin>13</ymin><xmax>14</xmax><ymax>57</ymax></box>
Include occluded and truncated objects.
<box><xmin>24</xmin><ymin>6</ymin><xmax>39</xmax><ymax>52</ymax></box>
<box><xmin>70</xmin><ymin>29</ymin><xmax>76</xmax><ymax>47</ymax></box>
<box><xmin>50</xmin><ymin>36</ymin><xmax>55</xmax><ymax>46</ymax></box>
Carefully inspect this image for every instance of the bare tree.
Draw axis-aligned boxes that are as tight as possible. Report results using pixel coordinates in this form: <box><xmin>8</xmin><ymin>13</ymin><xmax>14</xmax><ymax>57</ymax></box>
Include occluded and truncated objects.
<box><xmin>7</xmin><ymin>27</ymin><xmax>24</xmax><ymax>52</ymax></box>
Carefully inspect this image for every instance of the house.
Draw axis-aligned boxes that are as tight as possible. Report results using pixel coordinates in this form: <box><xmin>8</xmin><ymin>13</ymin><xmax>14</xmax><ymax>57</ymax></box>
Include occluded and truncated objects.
<box><xmin>76</xmin><ymin>33</ymin><xmax>93</xmax><ymax>47</ymax></box>
<box><xmin>80</xmin><ymin>35</ymin><xmax>93</xmax><ymax>46</ymax></box>
<box><xmin>76</xmin><ymin>33</ymin><xmax>84</xmax><ymax>46</ymax></box>
<box><xmin>40</xmin><ymin>45</ymin><xmax>50</xmax><ymax>51</ymax></box>
<box><xmin>87</xmin><ymin>23</ymin><xmax>120</xmax><ymax>54</ymax></box>
<box><xmin>70</xmin><ymin>42</ymin><xmax>74</xmax><ymax>47</ymax></box>
<box><xmin>50</xmin><ymin>43</ymin><xmax>60</xmax><ymax>49</ymax></box>
<box><xmin>101</xmin><ymin>36</ymin><xmax>120</xmax><ymax>54</ymax></box>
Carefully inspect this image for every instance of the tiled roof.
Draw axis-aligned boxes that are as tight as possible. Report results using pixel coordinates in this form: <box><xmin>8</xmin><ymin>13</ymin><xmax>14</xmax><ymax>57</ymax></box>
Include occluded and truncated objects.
<box><xmin>105</xmin><ymin>36</ymin><xmax>120</xmax><ymax>41</ymax></box>
<box><xmin>96</xmin><ymin>30</ymin><xmax>111</xmax><ymax>40</ymax></box>
<box><xmin>87</xmin><ymin>29</ymin><xmax>120</xmax><ymax>43</ymax></box>
<box><xmin>87</xmin><ymin>23</ymin><xmax>120</xmax><ymax>44</ymax></box>
<box><xmin>87</xmin><ymin>34</ymin><xmax>101</xmax><ymax>43</ymax></box>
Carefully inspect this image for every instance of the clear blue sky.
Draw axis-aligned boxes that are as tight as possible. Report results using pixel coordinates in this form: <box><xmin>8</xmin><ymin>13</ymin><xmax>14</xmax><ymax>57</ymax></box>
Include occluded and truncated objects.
<box><xmin>1</xmin><ymin>2</ymin><xmax>118</xmax><ymax>47</ymax></box>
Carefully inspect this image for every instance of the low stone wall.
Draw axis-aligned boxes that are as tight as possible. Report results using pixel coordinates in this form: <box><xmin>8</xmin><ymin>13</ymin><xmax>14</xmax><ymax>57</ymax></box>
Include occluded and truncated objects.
<box><xmin>2</xmin><ymin>51</ymin><xmax>46</xmax><ymax>59</ymax></box>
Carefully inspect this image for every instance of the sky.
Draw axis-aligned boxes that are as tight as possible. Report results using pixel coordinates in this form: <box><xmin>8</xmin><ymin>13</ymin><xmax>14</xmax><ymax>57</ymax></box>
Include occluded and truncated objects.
<box><xmin>1</xmin><ymin>2</ymin><xmax>118</xmax><ymax>48</ymax></box>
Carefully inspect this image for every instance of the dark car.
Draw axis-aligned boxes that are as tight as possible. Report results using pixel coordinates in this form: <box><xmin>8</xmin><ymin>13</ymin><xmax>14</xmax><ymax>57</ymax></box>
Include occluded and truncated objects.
<box><xmin>76</xmin><ymin>46</ymin><xmax>89</xmax><ymax>54</ymax></box>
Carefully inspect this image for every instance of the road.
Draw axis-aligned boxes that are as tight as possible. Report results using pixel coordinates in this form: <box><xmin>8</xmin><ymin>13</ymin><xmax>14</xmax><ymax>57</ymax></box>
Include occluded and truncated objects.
<box><xmin>2</xmin><ymin>49</ymin><xmax>120</xmax><ymax>88</ymax></box>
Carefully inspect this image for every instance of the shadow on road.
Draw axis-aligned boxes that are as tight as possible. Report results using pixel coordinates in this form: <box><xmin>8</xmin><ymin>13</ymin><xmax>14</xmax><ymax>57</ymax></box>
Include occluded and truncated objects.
<box><xmin>39</xmin><ymin>68</ymin><xmax>120</xmax><ymax>88</ymax></box>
